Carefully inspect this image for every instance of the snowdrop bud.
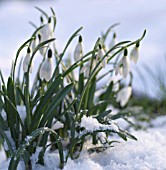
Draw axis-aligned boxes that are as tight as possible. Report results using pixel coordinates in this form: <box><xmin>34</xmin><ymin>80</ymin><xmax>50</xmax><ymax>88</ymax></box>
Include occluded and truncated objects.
<box><xmin>116</xmin><ymin>86</ymin><xmax>132</xmax><ymax>107</ymax></box>
<box><xmin>39</xmin><ymin>49</ymin><xmax>53</xmax><ymax>82</ymax></box>
<box><xmin>130</xmin><ymin>42</ymin><xmax>139</xmax><ymax>64</ymax></box>
<box><xmin>109</xmin><ymin>32</ymin><xmax>117</xmax><ymax>49</ymax></box>
<box><xmin>74</xmin><ymin>35</ymin><xmax>83</xmax><ymax>62</ymax></box>
<box><xmin>23</xmin><ymin>47</ymin><xmax>33</xmax><ymax>73</ymax></box>
<box><xmin>122</xmin><ymin>49</ymin><xmax>130</xmax><ymax>78</ymax></box>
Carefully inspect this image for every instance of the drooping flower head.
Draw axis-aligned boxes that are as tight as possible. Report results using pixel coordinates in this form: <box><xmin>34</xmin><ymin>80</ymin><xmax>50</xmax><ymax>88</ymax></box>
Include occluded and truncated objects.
<box><xmin>116</xmin><ymin>86</ymin><xmax>132</xmax><ymax>107</ymax></box>
<box><xmin>39</xmin><ymin>17</ymin><xmax>54</xmax><ymax>56</ymax></box>
<box><xmin>130</xmin><ymin>42</ymin><xmax>140</xmax><ymax>64</ymax></box>
<box><xmin>115</xmin><ymin>49</ymin><xmax>130</xmax><ymax>78</ymax></box>
<box><xmin>74</xmin><ymin>35</ymin><xmax>83</xmax><ymax>62</ymax></box>
<box><xmin>97</xmin><ymin>44</ymin><xmax>107</xmax><ymax>68</ymax></box>
<box><xmin>23</xmin><ymin>47</ymin><xmax>33</xmax><ymax>73</ymax></box>
<box><xmin>39</xmin><ymin>49</ymin><xmax>53</xmax><ymax>82</ymax></box>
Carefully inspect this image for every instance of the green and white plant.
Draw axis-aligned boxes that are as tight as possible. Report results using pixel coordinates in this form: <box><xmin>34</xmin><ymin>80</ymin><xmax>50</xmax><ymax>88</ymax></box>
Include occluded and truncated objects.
<box><xmin>0</xmin><ymin>7</ymin><xmax>146</xmax><ymax>170</ymax></box>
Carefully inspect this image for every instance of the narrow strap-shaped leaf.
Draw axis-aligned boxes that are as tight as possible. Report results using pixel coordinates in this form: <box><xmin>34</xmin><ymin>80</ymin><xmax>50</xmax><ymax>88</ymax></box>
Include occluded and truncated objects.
<box><xmin>9</xmin><ymin>127</ymin><xmax>64</xmax><ymax>170</ymax></box>
<box><xmin>30</xmin><ymin>75</ymin><xmax>63</xmax><ymax>131</ymax></box>
<box><xmin>0</xmin><ymin>126</ymin><xmax>13</xmax><ymax>155</ymax></box>
<box><xmin>35</xmin><ymin>6</ymin><xmax>49</xmax><ymax>19</ymax></box>
<box><xmin>39</xmin><ymin>83</ymin><xmax>74</xmax><ymax>127</ymax></box>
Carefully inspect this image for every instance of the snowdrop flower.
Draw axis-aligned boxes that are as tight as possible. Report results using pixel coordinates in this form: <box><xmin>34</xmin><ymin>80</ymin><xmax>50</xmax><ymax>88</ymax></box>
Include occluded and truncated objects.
<box><xmin>115</xmin><ymin>49</ymin><xmax>130</xmax><ymax>78</ymax></box>
<box><xmin>109</xmin><ymin>32</ymin><xmax>117</xmax><ymax>49</ymax></box>
<box><xmin>40</xmin><ymin>17</ymin><xmax>54</xmax><ymax>43</ymax></box>
<box><xmin>74</xmin><ymin>36</ymin><xmax>83</xmax><ymax>62</ymax></box>
<box><xmin>130</xmin><ymin>42</ymin><xmax>139</xmax><ymax>64</ymax></box>
<box><xmin>39</xmin><ymin>49</ymin><xmax>53</xmax><ymax>82</ymax></box>
<box><xmin>96</xmin><ymin>44</ymin><xmax>107</xmax><ymax>68</ymax></box>
<box><xmin>116</xmin><ymin>86</ymin><xmax>132</xmax><ymax>107</ymax></box>
<box><xmin>23</xmin><ymin>47</ymin><xmax>33</xmax><ymax>73</ymax></box>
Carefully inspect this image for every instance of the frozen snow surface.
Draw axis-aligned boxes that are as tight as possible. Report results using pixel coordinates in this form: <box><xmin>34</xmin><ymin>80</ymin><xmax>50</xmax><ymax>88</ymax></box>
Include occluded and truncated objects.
<box><xmin>0</xmin><ymin>115</ymin><xmax>166</xmax><ymax>170</ymax></box>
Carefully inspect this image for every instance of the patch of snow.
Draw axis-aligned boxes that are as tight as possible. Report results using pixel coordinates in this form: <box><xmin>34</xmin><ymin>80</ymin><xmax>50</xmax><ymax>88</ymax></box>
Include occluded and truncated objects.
<box><xmin>80</xmin><ymin>115</ymin><xmax>119</xmax><ymax>133</ymax></box>
<box><xmin>0</xmin><ymin>115</ymin><xmax>166</xmax><ymax>169</ymax></box>
<box><xmin>16</xmin><ymin>105</ymin><xmax>26</xmax><ymax>123</ymax></box>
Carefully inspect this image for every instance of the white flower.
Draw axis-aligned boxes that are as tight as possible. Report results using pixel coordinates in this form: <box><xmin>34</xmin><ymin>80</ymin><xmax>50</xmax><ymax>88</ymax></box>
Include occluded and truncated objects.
<box><xmin>40</xmin><ymin>18</ymin><xmax>54</xmax><ymax>43</ymax></box>
<box><xmin>115</xmin><ymin>49</ymin><xmax>130</xmax><ymax>78</ymax></box>
<box><xmin>109</xmin><ymin>32</ymin><xmax>117</xmax><ymax>49</ymax></box>
<box><xmin>116</xmin><ymin>86</ymin><xmax>132</xmax><ymax>107</ymax></box>
<box><xmin>74</xmin><ymin>36</ymin><xmax>83</xmax><ymax>62</ymax></box>
<box><xmin>39</xmin><ymin>49</ymin><xmax>53</xmax><ymax>82</ymax></box>
<box><xmin>130</xmin><ymin>42</ymin><xmax>139</xmax><ymax>64</ymax></box>
<box><xmin>96</xmin><ymin>44</ymin><xmax>107</xmax><ymax>68</ymax></box>
<box><xmin>23</xmin><ymin>47</ymin><xmax>33</xmax><ymax>73</ymax></box>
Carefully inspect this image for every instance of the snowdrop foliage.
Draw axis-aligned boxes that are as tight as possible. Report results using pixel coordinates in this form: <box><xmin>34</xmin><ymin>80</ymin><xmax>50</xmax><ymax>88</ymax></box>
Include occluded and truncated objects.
<box><xmin>39</xmin><ymin>49</ymin><xmax>53</xmax><ymax>81</ymax></box>
<box><xmin>23</xmin><ymin>47</ymin><xmax>33</xmax><ymax>73</ymax></box>
<box><xmin>74</xmin><ymin>35</ymin><xmax>83</xmax><ymax>62</ymax></box>
<box><xmin>0</xmin><ymin>7</ymin><xmax>146</xmax><ymax>170</ymax></box>
<box><xmin>130</xmin><ymin>42</ymin><xmax>139</xmax><ymax>64</ymax></box>
<box><xmin>116</xmin><ymin>86</ymin><xmax>132</xmax><ymax>107</ymax></box>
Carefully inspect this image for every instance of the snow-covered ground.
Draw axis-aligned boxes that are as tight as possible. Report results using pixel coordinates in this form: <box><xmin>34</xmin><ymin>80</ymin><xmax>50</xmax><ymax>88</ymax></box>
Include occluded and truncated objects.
<box><xmin>0</xmin><ymin>115</ymin><xmax>166</xmax><ymax>170</ymax></box>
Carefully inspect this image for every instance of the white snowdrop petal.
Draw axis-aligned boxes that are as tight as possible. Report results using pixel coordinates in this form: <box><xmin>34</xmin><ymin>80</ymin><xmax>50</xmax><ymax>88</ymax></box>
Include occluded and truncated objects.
<box><xmin>39</xmin><ymin>60</ymin><xmax>47</xmax><ymax>79</ymax></box>
<box><xmin>74</xmin><ymin>43</ymin><xmax>83</xmax><ymax>62</ymax></box>
<box><xmin>23</xmin><ymin>53</ymin><xmax>33</xmax><ymax>73</ymax></box>
<box><xmin>40</xmin><ymin>23</ymin><xmax>53</xmax><ymax>43</ymax></box>
<box><xmin>122</xmin><ymin>55</ymin><xmax>130</xmax><ymax>78</ymax></box>
<box><xmin>130</xmin><ymin>47</ymin><xmax>139</xmax><ymax>64</ymax></box>
<box><xmin>116</xmin><ymin>86</ymin><xmax>132</xmax><ymax>107</ymax></box>
<box><xmin>44</xmin><ymin>60</ymin><xmax>53</xmax><ymax>81</ymax></box>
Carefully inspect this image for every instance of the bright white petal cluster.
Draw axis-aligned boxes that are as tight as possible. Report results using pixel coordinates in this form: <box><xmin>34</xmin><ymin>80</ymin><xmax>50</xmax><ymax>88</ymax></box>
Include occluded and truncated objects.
<box><xmin>97</xmin><ymin>44</ymin><xmax>107</xmax><ymax>68</ymax></box>
<box><xmin>116</xmin><ymin>86</ymin><xmax>132</xmax><ymax>107</ymax></box>
<box><xmin>130</xmin><ymin>43</ymin><xmax>139</xmax><ymax>64</ymax></box>
<box><xmin>74</xmin><ymin>36</ymin><xmax>83</xmax><ymax>62</ymax></box>
<box><xmin>39</xmin><ymin>49</ymin><xmax>53</xmax><ymax>82</ymax></box>
<box><xmin>23</xmin><ymin>48</ymin><xmax>33</xmax><ymax>73</ymax></box>
<box><xmin>115</xmin><ymin>49</ymin><xmax>130</xmax><ymax>78</ymax></box>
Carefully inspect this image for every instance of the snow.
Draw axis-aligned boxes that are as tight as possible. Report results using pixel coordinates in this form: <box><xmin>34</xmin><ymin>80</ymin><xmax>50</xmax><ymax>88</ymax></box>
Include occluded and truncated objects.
<box><xmin>1</xmin><ymin>115</ymin><xmax>166</xmax><ymax>169</ymax></box>
<box><xmin>80</xmin><ymin>115</ymin><xmax>119</xmax><ymax>133</ymax></box>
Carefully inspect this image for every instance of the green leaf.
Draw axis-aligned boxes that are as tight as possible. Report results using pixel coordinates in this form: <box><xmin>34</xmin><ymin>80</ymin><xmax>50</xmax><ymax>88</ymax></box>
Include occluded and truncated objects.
<box><xmin>39</xmin><ymin>83</ymin><xmax>74</xmax><ymax>127</ymax></box>
<box><xmin>30</xmin><ymin>75</ymin><xmax>63</xmax><ymax>131</ymax></box>
<box><xmin>9</xmin><ymin>128</ymin><xmax>64</xmax><ymax>170</ymax></box>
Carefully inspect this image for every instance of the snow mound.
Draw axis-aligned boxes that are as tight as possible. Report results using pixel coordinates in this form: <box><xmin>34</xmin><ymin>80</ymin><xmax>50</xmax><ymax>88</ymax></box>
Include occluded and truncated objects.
<box><xmin>1</xmin><ymin>116</ymin><xmax>166</xmax><ymax>170</ymax></box>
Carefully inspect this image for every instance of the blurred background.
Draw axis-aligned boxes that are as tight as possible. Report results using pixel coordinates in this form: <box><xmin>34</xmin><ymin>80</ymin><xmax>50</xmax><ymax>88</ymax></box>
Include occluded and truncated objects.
<box><xmin>0</xmin><ymin>0</ymin><xmax>166</xmax><ymax>98</ymax></box>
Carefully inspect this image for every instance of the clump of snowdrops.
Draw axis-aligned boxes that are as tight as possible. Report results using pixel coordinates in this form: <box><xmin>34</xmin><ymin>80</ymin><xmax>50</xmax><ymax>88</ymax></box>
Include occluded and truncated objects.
<box><xmin>0</xmin><ymin>7</ymin><xmax>146</xmax><ymax>169</ymax></box>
